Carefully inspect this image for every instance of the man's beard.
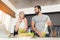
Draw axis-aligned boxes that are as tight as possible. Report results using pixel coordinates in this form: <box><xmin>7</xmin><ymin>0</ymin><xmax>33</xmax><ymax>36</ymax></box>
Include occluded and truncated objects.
<box><xmin>35</xmin><ymin>12</ymin><xmax>39</xmax><ymax>15</ymax></box>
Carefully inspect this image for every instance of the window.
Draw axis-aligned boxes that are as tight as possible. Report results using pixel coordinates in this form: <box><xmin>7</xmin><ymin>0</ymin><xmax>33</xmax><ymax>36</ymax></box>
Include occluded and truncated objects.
<box><xmin>4</xmin><ymin>14</ymin><xmax>12</xmax><ymax>30</ymax></box>
<box><xmin>0</xmin><ymin>10</ymin><xmax>12</xmax><ymax>31</ymax></box>
<box><xmin>0</xmin><ymin>10</ymin><xmax>3</xmax><ymax>23</ymax></box>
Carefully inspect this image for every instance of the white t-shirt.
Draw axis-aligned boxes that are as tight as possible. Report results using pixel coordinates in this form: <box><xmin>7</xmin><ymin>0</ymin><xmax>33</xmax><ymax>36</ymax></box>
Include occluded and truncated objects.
<box><xmin>19</xmin><ymin>19</ymin><xmax>25</xmax><ymax>29</ymax></box>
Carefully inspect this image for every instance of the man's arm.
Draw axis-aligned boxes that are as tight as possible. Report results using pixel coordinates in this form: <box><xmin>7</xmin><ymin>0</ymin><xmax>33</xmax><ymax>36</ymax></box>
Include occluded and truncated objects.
<box><xmin>46</xmin><ymin>15</ymin><xmax>53</xmax><ymax>27</ymax></box>
<box><xmin>31</xmin><ymin>21</ymin><xmax>37</xmax><ymax>32</ymax></box>
<box><xmin>31</xmin><ymin>21</ymin><xmax>43</xmax><ymax>37</ymax></box>
<box><xmin>46</xmin><ymin>16</ymin><xmax>53</xmax><ymax>37</ymax></box>
<box><xmin>47</xmin><ymin>20</ymin><xmax>53</xmax><ymax>27</ymax></box>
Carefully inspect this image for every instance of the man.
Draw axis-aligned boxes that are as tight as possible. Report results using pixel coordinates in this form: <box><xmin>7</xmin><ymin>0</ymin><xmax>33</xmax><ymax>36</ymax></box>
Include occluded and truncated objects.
<box><xmin>31</xmin><ymin>5</ymin><xmax>52</xmax><ymax>37</ymax></box>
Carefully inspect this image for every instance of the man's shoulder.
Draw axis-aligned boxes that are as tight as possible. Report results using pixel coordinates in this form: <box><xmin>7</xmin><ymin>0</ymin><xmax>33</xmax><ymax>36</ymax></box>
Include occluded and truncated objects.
<box><xmin>43</xmin><ymin>14</ymin><xmax>49</xmax><ymax>17</ymax></box>
<box><xmin>32</xmin><ymin>15</ymin><xmax>37</xmax><ymax>19</ymax></box>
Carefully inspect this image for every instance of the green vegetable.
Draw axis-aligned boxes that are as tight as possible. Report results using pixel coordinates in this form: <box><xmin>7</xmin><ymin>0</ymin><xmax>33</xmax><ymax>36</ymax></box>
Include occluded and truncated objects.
<box><xmin>18</xmin><ymin>29</ymin><xmax>26</xmax><ymax>33</ymax></box>
<box><xmin>26</xmin><ymin>32</ymin><xmax>34</xmax><ymax>37</ymax></box>
<box><xmin>42</xmin><ymin>32</ymin><xmax>46</xmax><ymax>37</ymax></box>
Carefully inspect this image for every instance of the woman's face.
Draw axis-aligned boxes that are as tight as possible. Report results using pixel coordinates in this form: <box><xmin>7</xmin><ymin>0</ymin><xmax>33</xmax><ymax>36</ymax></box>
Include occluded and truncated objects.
<box><xmin>19</xmin><ymin>12</ymin><xmax>25</xmax><ymax>19</ymax></box>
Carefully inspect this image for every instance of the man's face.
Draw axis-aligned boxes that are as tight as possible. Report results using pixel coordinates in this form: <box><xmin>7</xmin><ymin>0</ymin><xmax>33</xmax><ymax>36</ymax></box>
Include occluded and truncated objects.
<box><xmin>34</xmin><ymin>7</ymin><xmax>40</xmax><ymax>14</ymax></box>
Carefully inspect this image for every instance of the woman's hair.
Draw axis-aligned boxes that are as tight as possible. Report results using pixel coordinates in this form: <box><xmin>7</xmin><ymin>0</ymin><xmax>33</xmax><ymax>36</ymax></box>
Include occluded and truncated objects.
<box><xmin>19</xmin><ymin>11</ymin><xmax>24</xmax><ymax>15</ymax></box>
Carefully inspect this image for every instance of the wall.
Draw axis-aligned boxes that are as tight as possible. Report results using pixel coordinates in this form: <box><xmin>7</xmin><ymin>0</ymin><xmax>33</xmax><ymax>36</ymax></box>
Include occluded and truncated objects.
<box><xmin>25</xmin><ymin>12</ymin><xmax>60</xmax><ymax>26</ymax></box>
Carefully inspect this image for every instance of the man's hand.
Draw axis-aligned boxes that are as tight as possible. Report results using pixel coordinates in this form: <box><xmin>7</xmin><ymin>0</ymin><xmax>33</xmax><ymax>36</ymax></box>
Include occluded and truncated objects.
<box><xmin>31</xmin><ymin>21</ymin><xmax>44</xmax><ymax>37</ymax></box>
<box><xmin>36</xmin><ymin>31</ymin><xmax>44</xmax><ymax>37</ymax></box>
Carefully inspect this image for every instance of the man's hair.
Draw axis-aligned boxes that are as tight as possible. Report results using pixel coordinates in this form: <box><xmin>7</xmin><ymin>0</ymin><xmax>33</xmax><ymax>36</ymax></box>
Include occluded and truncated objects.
<box><xmin>34</xmin><ymin>5</ymin><xmax>41</xmax><ymax>11</ymax></box>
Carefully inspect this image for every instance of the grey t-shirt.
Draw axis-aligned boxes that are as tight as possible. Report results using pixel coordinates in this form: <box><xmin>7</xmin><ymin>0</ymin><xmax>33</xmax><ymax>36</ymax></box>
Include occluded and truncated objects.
<box><xmin>31</xmin><ymin>14</ymin><xmax>50</xmax><ymax>34</ymax></box>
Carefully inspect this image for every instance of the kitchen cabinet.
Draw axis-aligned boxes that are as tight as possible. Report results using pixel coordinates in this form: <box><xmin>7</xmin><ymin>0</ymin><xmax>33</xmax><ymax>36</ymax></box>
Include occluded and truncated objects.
<box><xmin>52</xmin><ymin>25</ymin><xmax>60</xmax><ymax>37</ymax></box>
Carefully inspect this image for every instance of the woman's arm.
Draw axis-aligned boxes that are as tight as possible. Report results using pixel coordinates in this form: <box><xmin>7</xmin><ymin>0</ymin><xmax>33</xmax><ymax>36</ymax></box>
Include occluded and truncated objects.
<box><xmin>24</xmin><ymin>18</ymin><xmax>28</xmax><ymax>31</ymax></box>
<box><xmin>15</xmin><ymin>19</ymin><xmax>20</xmax><ymax>31</ymax></box>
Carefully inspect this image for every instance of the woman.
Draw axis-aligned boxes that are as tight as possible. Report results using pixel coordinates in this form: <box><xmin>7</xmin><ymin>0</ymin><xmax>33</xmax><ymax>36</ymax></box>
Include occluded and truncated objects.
<box><xmin>15</xmin><ymin>11</ymin><xmax>28</xmax><ymax>37</ymax></box>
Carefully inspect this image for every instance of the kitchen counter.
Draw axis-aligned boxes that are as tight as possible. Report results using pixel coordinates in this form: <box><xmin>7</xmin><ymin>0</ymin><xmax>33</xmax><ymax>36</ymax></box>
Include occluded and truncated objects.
<box><xmin>0</xmin><ymin>37</ymin><xmax>60</xmax><ymax>40</ymax></box>
<box><xmin>0</xmin><ymin>24</ymin><xmax>9</xmax><ymax>37</ymax></box>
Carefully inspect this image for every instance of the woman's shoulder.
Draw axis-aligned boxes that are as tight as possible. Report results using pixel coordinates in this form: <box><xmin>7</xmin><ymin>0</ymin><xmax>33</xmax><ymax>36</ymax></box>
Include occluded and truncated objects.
<box><xmin>24</xmin><ymin>18</ymin><xmax>27</xmax><ymax>20</ymax></box>
<box><xmin>24</xmin><ymin>18</ymin><xmax>27</xmax><ymax>22</ymax></box>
